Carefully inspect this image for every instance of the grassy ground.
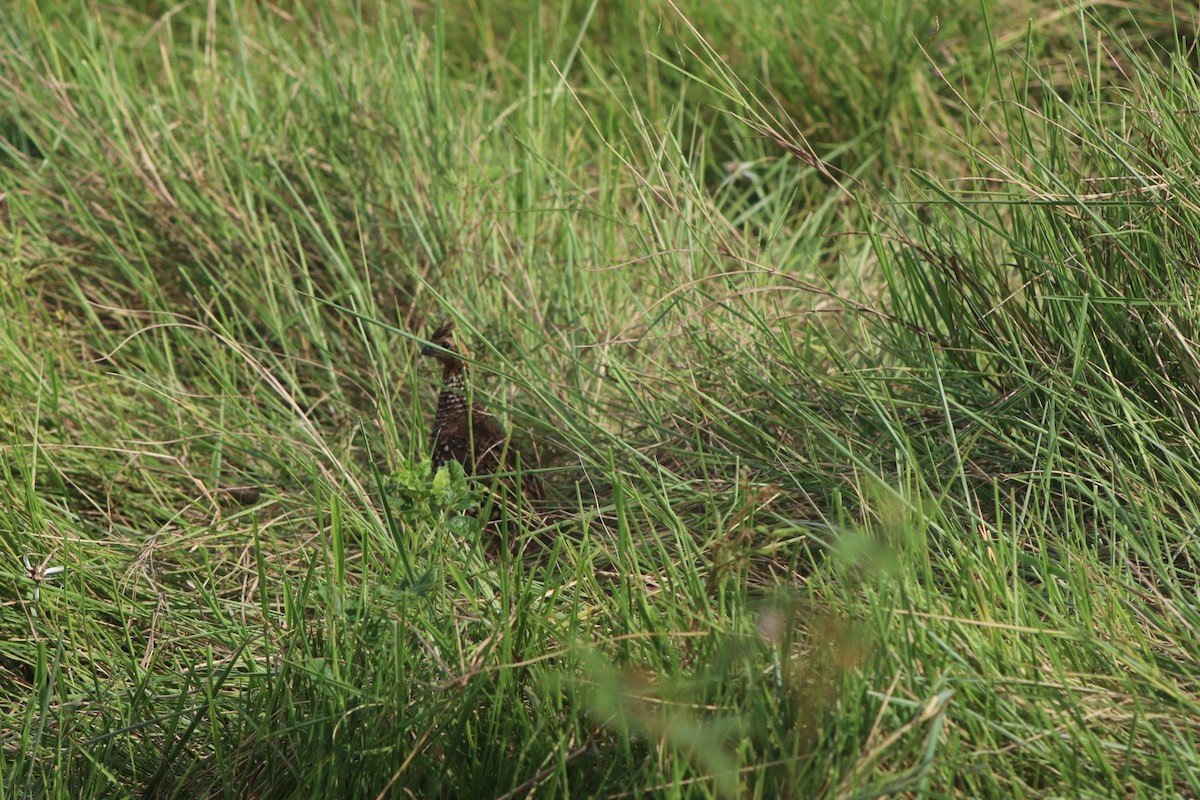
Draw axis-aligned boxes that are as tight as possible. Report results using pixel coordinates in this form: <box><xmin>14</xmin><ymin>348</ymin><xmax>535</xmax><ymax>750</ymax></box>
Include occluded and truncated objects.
<box><xmin>2</xmin><ymin>0</ymin><xmax>1200</xmax><ymax>796</ymax></box>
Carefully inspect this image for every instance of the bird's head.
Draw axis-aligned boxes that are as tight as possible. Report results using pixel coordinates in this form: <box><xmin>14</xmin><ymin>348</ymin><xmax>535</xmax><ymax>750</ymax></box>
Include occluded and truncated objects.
<box><xmin>421</xmin><ymin>321</ymin><xmax>464</xmax><ymax>365</ymax></box>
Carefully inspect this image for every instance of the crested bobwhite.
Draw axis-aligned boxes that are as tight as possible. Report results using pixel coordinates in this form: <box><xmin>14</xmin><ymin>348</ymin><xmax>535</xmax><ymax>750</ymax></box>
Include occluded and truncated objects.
<box><xmin>421</xmin><ymin>321</ymin><xmax>540</xmax><ymax>498</ymax></box>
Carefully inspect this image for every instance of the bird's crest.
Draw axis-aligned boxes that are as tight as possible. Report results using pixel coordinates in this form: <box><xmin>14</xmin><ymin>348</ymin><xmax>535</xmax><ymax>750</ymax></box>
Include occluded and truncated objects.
<box><xmin>430</xmin><ymin>320</ymin><xmax>455</xmax><ymax>345</ymax></box>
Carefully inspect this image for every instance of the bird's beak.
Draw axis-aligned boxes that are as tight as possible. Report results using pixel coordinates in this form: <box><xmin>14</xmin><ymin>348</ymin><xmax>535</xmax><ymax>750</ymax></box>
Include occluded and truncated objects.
<box><xmin>420</xmin><ymin>343</ymin><xmax>435</xmax><ymax>356</ymax></box>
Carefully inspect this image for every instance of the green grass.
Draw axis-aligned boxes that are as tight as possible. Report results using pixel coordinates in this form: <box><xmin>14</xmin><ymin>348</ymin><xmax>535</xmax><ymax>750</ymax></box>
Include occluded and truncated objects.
<box><xmin>2</xmin><ymin>0</ymin><xmax>1200</xmax><ymax>796</ymax></box>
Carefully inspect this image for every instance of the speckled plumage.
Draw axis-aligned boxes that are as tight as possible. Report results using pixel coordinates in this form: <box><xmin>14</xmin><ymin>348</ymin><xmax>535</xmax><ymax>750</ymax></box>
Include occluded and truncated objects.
<box><xmin>424</xmin><ymin>323</ymin><xmax>499</xmax><ymax>471</ymax></box>
<box><xmin>422</xmin><ymin>322</ymin><xmax>540</xmax><ymax>499</ymax></box>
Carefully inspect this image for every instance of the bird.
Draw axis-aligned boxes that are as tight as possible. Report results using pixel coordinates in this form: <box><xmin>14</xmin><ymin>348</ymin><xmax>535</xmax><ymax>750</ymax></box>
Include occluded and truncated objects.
<box><xmin>421</xmin><ymin>321</ymin><xmax>541</xmax><ymax>501</ymax></box>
